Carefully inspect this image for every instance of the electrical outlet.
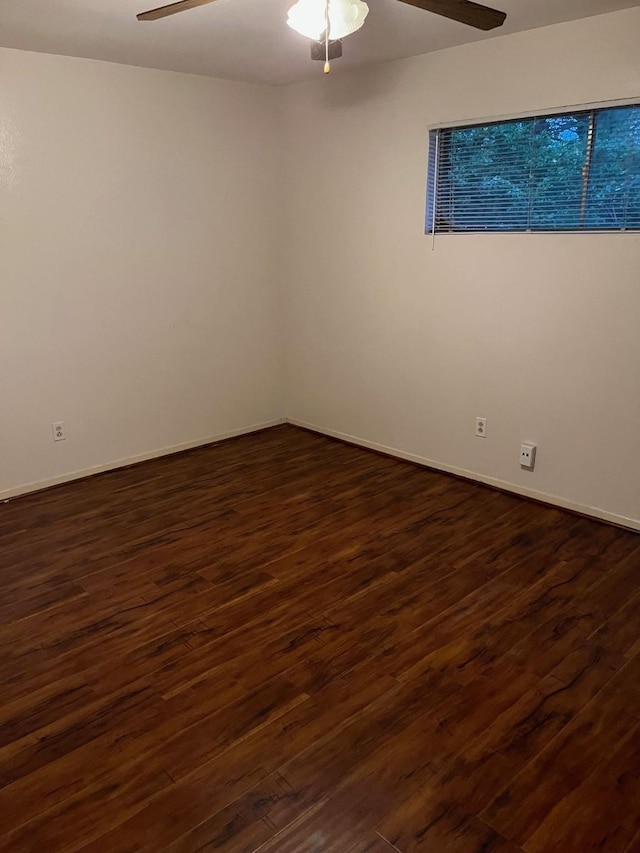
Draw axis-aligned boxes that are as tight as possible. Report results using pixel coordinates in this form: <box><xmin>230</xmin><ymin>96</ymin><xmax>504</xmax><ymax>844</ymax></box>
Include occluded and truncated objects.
<box><xmin>475</xmin><ymin>417</ymin><xmax>487</xmax><ymax>438</ymax></box>
<box><xmin>52</xmin><ymin>421</ymin><xmax>66</xmax><ymax>442</ymax></box>
<box><xmin>520</xmin><ymin>443</ymin><xmax>536</xmax><ymax>469</ymax></box>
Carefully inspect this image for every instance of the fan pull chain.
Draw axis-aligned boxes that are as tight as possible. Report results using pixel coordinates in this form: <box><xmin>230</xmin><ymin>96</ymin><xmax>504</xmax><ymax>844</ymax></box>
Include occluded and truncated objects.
<box><xmin>324</xmin><ymin>0</ymin><xmax>330</xmax><ymax>73</ymax></box>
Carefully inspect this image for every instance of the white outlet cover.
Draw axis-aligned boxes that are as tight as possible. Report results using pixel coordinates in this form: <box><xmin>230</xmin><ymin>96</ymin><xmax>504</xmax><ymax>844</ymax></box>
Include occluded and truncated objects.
<box><xmin>520</xmin><ymin>443</ymin><xmax>536</xmax><ymax>469</ymax></box>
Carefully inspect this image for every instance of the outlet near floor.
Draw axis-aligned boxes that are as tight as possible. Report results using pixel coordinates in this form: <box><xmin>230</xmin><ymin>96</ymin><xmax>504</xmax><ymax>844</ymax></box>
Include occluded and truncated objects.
<box><xmin>520</xmin><ymin>443</ymin><xmax>536</xmax><ymax>469</ymax></box>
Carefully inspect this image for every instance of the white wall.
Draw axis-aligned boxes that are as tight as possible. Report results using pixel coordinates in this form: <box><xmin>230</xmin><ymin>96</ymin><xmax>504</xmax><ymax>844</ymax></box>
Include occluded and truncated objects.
<box><xmin>281</xmin><ymin>8</ymin><xmax>640</xmax><ymax>529</ymax></box>
<box><xmin>0</xmin><ymin>49</ymin><xmax>284</xmax><ymax>498</ymax></box>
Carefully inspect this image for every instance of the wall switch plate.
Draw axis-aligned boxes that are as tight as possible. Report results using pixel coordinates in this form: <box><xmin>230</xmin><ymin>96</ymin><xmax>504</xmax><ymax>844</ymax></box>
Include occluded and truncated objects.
<box><xmin>475</xmin><ymin>417</ymin><xmax>487</xmax><ymax>438</ymax></box>
<box><xmin>52</xmin><ymin>421</ymin><xmax>66</xmax><ymax>442</ymax></box>
<box><xmin>520</xmin><ymin>443</ymin><xmax>536</xmax><ymax>469</ymax></box>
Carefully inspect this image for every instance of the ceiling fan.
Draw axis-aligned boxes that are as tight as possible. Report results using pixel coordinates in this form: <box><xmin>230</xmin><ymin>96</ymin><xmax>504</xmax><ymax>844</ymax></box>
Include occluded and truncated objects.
<box><xmin>136</xmin><ymin>0</ymin><xmax>506</xmax><ymax>73</ymax></box>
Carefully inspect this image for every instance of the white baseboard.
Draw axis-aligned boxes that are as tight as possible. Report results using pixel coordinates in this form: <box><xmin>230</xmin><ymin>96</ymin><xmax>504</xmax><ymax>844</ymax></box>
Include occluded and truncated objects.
<box><xmin>5</xmin><ymin>414</ymin><xmax>638</xmax><ymax>533</ymax></box>
<box><xmin>1</xmin><ymin>418</ymin><xmax>286</xmax><ymax>503</ymax></box>
<box><xmin>286</xmin><ymin>417</ymin><xmax>640</xmax><ymax>533</ymax></box>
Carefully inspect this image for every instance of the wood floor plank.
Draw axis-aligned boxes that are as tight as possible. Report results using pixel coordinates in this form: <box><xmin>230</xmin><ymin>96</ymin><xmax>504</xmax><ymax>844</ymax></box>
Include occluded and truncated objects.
<box><xmin>0</xmin><ymin>424</ymin><xmax>638</xmax><ymax>852</ymax></box>
<box><xmin>72</xmin><ymin>662</ymin><xmax>399</xmax><ymax>851</ymax></box>
<box><xmin>524</xmin><ymin>719</ymin><xmax>640</xmax><ymax>853</ymax></box>
<box><xmin>480</xmin><ymin>686</ymin><xmax>638</xmax><ymax>845</ymax></box>
<box><xmin>378</xmin><ymin>805</ymin><xmax>523</xmax><ymax>853</ymax></box>
<box><xmin>347</xmin><ymin>834</ymin><xmax>399</xmax><ymax>852</ymax></box>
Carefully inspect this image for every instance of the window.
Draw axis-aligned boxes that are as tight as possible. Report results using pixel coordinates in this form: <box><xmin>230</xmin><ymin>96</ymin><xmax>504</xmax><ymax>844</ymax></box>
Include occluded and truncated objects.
<box><xmin>427</xmin><ymin>104</ymin><xmax>640</xmax><ymax>233</ymax></box>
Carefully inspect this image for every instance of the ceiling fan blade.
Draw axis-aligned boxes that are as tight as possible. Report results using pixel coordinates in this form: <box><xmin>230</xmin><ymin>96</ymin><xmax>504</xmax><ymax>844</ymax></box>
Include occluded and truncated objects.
<box><xmin>395</xmin><ymin>0</ymin><xmax>505</xmax><ymax>30</ymax></box>
<box><xmin>137</xmin><ymin>0</ymin><xmax>218</xmax><ymax>22</ymax></box>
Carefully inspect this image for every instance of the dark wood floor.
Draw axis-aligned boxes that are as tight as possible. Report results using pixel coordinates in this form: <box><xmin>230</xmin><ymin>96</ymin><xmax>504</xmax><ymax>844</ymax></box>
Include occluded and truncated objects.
<box><xmin>1</xmin><ymin>425</ymin><xmax>639</xmax><ymax>852</ymax></box>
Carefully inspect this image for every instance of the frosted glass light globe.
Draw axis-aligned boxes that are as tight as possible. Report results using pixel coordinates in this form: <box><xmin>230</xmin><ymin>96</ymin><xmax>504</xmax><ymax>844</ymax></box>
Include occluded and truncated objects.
<box><xmin>287</xmin><ymin>0</ymin><xmax>326</xmax><ymax>40</ymax></box>
<box><xmin>326</xmin><ymin>0</ymin><xmax>369</xmax><ymax>38</ymax></box>
<box><xmin>287</xmin><ymin>0</ymin><xmax>369</xmax><ymax>41</ymax></box>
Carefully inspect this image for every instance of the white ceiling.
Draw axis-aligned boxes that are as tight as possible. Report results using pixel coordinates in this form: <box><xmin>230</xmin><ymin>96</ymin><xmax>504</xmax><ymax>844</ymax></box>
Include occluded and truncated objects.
<box><xmin>1</xmin><ymin>0</ymin><xmax>639</xmax><ymax>86</ymax></box>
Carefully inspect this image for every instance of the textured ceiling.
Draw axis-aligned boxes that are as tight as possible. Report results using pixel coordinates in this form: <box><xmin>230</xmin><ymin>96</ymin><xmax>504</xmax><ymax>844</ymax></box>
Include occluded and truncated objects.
<box><xmin>1</xmin><ymin>0</ymin><xmax>640</xmax><ymax>86</ymax></box>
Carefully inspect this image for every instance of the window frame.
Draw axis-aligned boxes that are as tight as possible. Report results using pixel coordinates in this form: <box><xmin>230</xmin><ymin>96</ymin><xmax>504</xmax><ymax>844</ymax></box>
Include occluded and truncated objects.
<box><xmin>425</xmin><ymin>99</ymin><xmax>640</xmax><ymax>236</ymax></box>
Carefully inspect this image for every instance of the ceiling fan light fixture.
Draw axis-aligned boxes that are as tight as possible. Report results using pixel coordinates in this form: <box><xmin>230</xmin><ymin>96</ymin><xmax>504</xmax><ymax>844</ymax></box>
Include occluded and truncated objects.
<box><xmin>328</xmin><ymin>0</ymin><xmax>369</xmax><ymax>38</ymax></box>
<box><xmin>286</xmin><ymin>0</ymin><xmax>326</xmax><ymax>40</ymax></box>
<box><xmin>287</xmin><ymin>0</ymin><xmax>369</xmax><ymax>41</ymax></box>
